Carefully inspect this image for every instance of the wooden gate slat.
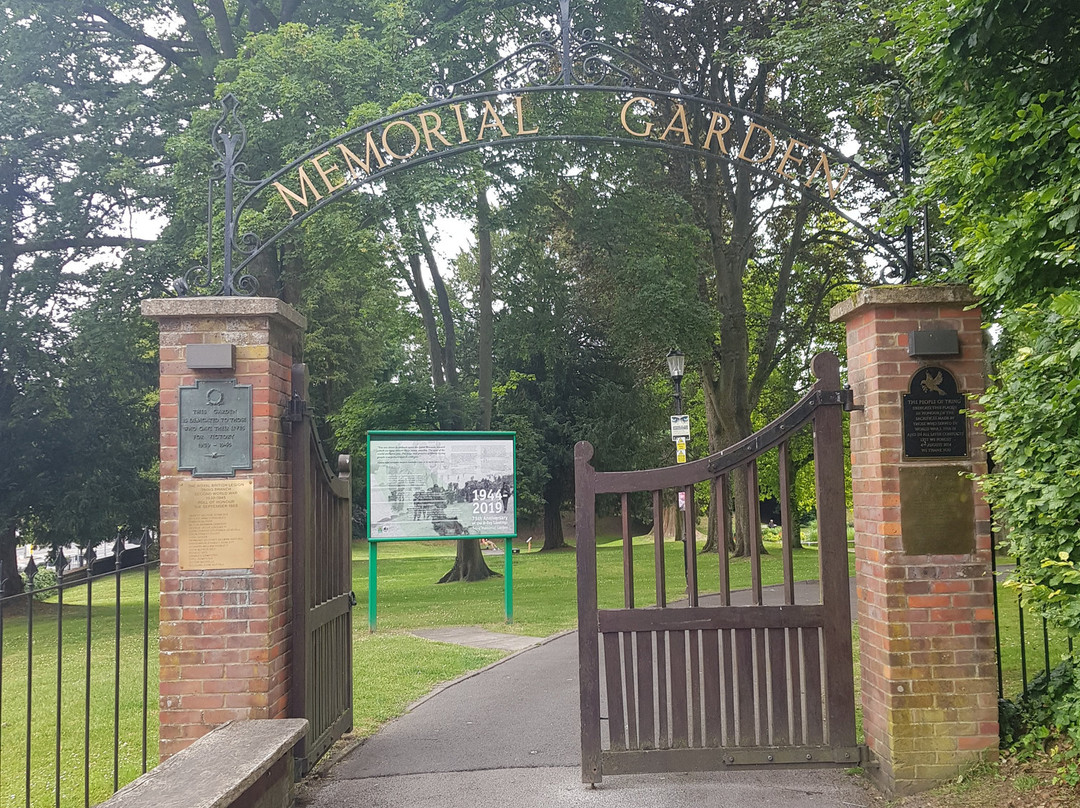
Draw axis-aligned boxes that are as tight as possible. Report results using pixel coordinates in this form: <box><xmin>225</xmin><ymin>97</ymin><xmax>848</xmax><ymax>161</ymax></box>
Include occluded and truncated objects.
<box><xmin>702</xmin><ymin>629</ymin><xmax>722</xmax><ymax>747</ymax></box>
<box><xmin>802</xmin><ymin>627</ymin><xmax>824</xmax><ymax>745</ymax></box>
<box><xmin>720</xmin><ymin>629</ymin><xmax>735</xmax><ymax>747</ymax></box>
<box><xmin>768</xmin><ymin>628</ymin><xmax>790</xmax><ymax>746</ymax></box>
<box><xmin>747</xmin><ymin>461</ymin><xmax>763</xmax><ymax>605</ymax></box>
<box><xmin>787</xmin><ymin>628</ymin><xmax>803</xmax><ymax>745</ymax></box>
<box><xmin>754</xmin><ymin>628</ymin><xmax>768</xmax><ymax>746</ymax></box>
<box><xmin>603</xmin><ymin>632</ymin><xmax>626</xmax><ymax>750</ymax></box>
<box><xmin>655</xmin><ymin>631</ymin><xmax>669</xmax><ymax>749</ymax></box>
<box><xmin>622</xmin><ymin>631</ymin><xmax>638</xmax><ymax>748</ymax></box>
<box><xmin>635</xmin><ymin>632</ymin><xmax>654</xmax><ymax>749</ymax></box>
<box><xmin>778</xmin><ymin>441</ymin><xmax>796</xmax><ymax>605</ymax></box>
<box><xmin>669</xmin><ymin>629</ymin><xmax>689</xmax><ymax>747</ymax></box>
<box><xmin>734</xmin><ymin>628</ymin><xmax>755</xmax><ymax>746</ymax></box>
<box><xmin>689</xmin><ymin>630</ymin><xmax>702</xmax><ymax>747</ymax></box>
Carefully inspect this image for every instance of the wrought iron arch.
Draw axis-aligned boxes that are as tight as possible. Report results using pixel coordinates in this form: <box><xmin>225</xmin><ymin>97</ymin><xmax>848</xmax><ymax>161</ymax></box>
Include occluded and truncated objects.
<box><xmin>176</xmin><ymin>0</ymin><xmax>923</xmax><ymax>297</ymax></box>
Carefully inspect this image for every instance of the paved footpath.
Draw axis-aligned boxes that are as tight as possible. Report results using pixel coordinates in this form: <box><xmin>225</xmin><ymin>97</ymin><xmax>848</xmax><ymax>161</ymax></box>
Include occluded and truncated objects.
<box><xmin>302</xmin><ymin>580</ymin><xmax>876</xmax><ymax>808</ymax></box>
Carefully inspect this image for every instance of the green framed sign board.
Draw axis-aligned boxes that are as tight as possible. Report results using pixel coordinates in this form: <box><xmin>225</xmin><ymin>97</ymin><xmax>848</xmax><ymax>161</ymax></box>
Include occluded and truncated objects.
<box><xmin>365</xmin><ymin>430</ymin><xmax>517</xmax><ymax>630</ymax></box>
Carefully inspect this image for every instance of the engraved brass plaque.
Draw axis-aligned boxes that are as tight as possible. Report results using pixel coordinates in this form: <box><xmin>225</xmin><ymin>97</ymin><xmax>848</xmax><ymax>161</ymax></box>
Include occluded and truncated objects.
<box><xmin>178</xmin><ymin>478</ymin><xmax>255</xmax><ymax>570</ymax></box>
<box><xmin>899</xmin><ymin>465</ymin><xmax>975</xmax><ymax>555</ymax></box>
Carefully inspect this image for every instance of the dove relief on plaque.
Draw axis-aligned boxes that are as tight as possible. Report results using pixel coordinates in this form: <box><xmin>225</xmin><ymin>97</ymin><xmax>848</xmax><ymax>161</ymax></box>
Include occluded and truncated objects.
<box><xmin>902</xmin><ymin>366</ymin><xmax>968</xmax><ymax>459</ymax></box>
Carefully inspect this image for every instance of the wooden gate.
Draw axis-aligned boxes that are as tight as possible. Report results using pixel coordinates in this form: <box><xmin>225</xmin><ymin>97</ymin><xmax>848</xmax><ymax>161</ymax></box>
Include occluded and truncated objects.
<box><xmin>575</xmin><ymin>352</ymin><xmax>864</xmax><ymax>783</ymax></box>
<box><xmin>288</xmin><ymin>364</ymin><xmax>354</xmax><ymax>775</ymax></box>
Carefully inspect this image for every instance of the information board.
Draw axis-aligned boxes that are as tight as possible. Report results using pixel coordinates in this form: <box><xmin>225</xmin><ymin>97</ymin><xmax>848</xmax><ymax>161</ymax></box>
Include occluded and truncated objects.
<box><xmin>366</xmin><ymin>431</ymin><xmax>516</xmax><ymax>541</ymax></box>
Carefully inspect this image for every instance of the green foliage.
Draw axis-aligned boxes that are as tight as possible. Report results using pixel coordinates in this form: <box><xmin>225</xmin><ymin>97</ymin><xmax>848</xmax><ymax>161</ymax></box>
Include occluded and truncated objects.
<box><xmin>978</xmin><ymin>297</ymin><xmax>1080</xmax><ymax>635</ymax></box>
<box><xmin>897</xmin><ymin>0</ymin><xmax>1080</xmax><ymax>306</ymax></box>
<box><xmin>1002</xmin><ymin>660</ymin><xmax>1080</xmax><ymax>785</ymax></box>
<box><xmin>19</xmin><ymin>568</ymin><xmax>58</xmax><ymax>601</ymax></box>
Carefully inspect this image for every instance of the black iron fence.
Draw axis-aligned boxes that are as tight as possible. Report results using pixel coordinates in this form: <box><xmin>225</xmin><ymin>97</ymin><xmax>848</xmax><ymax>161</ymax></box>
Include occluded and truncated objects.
<box><xmin>0</xmin><ymin>531</ymin><xmax>159</xmax><ymax>808</ymax></box>
<box><xmin>992</xmin><ymin>550</ymin><xmax>1077</xmax><ymax>701</ymax></box>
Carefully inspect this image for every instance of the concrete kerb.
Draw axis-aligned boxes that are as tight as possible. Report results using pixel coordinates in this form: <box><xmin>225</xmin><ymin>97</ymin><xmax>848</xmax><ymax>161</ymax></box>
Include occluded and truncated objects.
<box><xmin>299</xmin><ymin>629</ymin><xmax>573</xmax><ymax>782</ymax></box>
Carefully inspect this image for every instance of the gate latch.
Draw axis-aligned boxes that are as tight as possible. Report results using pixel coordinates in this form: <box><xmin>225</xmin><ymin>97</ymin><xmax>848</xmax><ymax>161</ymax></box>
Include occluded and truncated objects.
<box><xmin>349</xmin><ymin>591</ymin><xmax>357</xmax><ymax>608</ymax></box>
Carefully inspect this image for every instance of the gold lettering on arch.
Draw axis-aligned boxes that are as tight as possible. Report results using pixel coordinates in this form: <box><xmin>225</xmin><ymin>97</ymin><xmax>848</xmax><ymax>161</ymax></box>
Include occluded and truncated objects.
<box><xmin>620</xmin><ymin>97</ymin><xmax>655</xmax><ymax>138</ymax></box>
<box><xmin>658</xmin><ymin>104</ymin><xmax>692</xmax><ymax>145</ymax></box>
<box><xmin>737</xmin><ymin>121</ymin><xmax>777</xmax><ymax>164</ymax></box>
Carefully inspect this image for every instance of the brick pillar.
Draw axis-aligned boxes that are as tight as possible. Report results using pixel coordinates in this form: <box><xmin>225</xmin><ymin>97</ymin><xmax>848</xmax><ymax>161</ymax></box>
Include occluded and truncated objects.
<box><xmin>141</xmin><ymin>298</ymin><xmax>306</xmax><ymax>760</ymax></box>
<box><xmin>831</xmin><ymin>286</ymin><xmax>997</xmax><ymax>797</ymax></box>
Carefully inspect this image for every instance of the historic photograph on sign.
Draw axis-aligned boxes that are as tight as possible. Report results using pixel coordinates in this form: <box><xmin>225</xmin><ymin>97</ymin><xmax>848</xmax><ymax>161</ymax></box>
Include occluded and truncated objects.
<box><xmin>367</xmin><ymin>432</ymin><xmax>516</xmax><ymax>541</ymax></box>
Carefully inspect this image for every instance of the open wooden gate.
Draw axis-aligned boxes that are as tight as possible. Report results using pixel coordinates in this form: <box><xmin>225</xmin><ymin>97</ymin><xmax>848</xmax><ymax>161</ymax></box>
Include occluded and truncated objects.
<box><xmin>575</xmin><ymin>352</ymin><xmax>864</xmax><ymax>783</ymax></box>
<box><xmin>288</xmin><ymin>364</ymin><xmax>354</xmax><ymax>775</ymax></box>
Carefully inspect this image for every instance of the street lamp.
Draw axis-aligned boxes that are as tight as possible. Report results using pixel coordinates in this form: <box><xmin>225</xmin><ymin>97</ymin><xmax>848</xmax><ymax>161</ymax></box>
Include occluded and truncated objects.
<box><xmin>666</xmin><ymin>349</ymin><xmax>685</xmax><ymax>415</ymax></box>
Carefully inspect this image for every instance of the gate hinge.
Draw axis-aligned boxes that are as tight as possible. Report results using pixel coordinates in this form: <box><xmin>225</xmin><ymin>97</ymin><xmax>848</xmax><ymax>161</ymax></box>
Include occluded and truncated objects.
<box><xmin>285</xmin><ymin>392</ymin><xmax>306</xmax><ymax>422</ymax></box>
<box><xmin>842</xmin><ymin>385</ymin><xmax>862</xmax><ymax>412</ymax></box>
<box><xmin>282</xmin><ymin>393</ymin><xmax>307</xmax><ymax>437</ymax></box>
<box><xmin>349</xmin><ymin>591</ymin><xmax>357</xmax><ymax>608</ymax></box>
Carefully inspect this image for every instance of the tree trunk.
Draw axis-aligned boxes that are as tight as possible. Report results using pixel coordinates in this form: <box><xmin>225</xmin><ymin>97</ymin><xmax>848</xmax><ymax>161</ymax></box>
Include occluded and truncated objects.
<box><xmin>541</xmin><ymin>493</ymin><xmax>566</xmax><ymax>551</ymax></box>
<box><xmin>702</xmin><ymin>488</ymin><xmax>719</xmax><ymax>553</ymax></box>
<box><xmin>438</xmin><ymin>538</ymin><xmax>500</xmax><ymax>583</ymax></box>
<box><xmin>0</xmin><ymin>524</ymin><xmax>24</xmax><ymax>596</ymax></box>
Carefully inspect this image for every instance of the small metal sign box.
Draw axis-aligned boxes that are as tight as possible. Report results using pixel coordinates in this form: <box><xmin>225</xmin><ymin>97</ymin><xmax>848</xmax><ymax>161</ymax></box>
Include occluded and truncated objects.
<box><xmin>178</xmin><ymin>379</ymin><xmax>253</xmax><ymax>477</ymax></box>
<box><xmin>902</xmin><ymin>366</ymin><xmax>968</xmax><ymax>459</ymax></box>
<box><xmin>670</xmin><ymin>414</ymin><xmax>690</xmax><ymax>440</ymax></box>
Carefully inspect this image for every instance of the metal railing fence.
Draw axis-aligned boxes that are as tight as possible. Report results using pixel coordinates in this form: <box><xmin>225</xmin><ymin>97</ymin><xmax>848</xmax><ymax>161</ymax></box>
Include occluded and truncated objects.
<box><xmin>0</xmin><ymin>531</ymin><xmax>158</xmax><ymax>808</ymax></box>
<box><xmin>992</xmin><ymin>549</ymin><xmax>1077</xmax><ymax>701</ymax></box>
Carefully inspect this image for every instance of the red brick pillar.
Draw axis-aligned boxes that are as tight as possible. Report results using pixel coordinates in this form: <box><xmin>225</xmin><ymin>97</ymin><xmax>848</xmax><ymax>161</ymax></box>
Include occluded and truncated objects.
<box><xmin>142</xmin><ymin>298</ymin><xmax>305</xmax><ymax>760</ymax></box>
<box><xmin>831</xmin><ymin>286</ymin><xmax>997</xmax><ymax>797</ymax></box>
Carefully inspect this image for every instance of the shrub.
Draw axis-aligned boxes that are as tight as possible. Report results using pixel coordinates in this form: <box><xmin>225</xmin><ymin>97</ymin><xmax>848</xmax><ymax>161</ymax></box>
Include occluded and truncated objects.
<box><xmin>19</xmin><ymin>568</ymin><xmax>59</xmax><ymax>601</ymax></box>
<box><xmin>1004</xmin><ymin>660</ymin><xmax>1080</xmax><ymax>785</ymax></box>
<box><xmin>978</xmin><ymin>296</ymin><xmax>1080</xmax><ymax>637</ymax></box>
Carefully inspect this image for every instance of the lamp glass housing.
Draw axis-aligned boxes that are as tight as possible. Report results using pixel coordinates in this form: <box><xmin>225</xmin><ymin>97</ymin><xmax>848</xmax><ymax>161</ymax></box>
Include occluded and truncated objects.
<box><xmin>666</xmin><ymin>349</ymin><xmax>685</xmax><ymax>383</ymax></box>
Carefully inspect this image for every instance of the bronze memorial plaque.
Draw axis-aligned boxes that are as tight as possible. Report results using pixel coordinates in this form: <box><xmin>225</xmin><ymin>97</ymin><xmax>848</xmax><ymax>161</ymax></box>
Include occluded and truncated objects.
<box><xmin>178</xmin><ymin>478</ymin><xmax>255</xmax><ymax>570</ymax></box>
<box><xmin>178</xmin><ymin>379</ymin><xmax>253</xmax><ymax>477</ymax></box>
<box><xmin>899</xmin><ymin>465</ymin><xmax>975</xmax><ymax>555</ymax></box>
<box><xmin>902</xmin><ymin>366</ymin><xmax>968</xmax><ymax>459</ymax></box>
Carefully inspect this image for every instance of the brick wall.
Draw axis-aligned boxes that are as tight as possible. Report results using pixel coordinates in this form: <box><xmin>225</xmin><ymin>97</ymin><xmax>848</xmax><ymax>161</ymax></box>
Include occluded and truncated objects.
<box><xmin>143</xmin><ymin>298</ymin><xmax>306</xmax><ymax>760</ymax></box>
<box><xmin>832</xmin><ymin>286</ymin><xmax>997</xmax><ymax>797</ymax></box>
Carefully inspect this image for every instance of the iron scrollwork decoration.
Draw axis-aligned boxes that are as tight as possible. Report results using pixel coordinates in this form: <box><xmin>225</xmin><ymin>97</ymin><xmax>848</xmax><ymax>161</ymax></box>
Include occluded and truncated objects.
<box><xmin>174</xmin><ymin>94</ymin><xmax>261</xmax><ymax>297</ymax></box>
<box><xmin>429</xmin><ymin>0</ymin><xmax>690</xmax><ymax>99</ymax></box>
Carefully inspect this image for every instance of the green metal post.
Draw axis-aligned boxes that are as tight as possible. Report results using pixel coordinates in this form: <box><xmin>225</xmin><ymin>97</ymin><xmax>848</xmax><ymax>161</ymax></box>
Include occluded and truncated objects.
<box><xmin>504</xmin><ymin>538</ymin><xmax>513</xmax><ymax>624</ymax></box>
<box><xmin>368</xmin><ymin>541</ymin><xmax>377</xmax><ymax>632</ymax></box>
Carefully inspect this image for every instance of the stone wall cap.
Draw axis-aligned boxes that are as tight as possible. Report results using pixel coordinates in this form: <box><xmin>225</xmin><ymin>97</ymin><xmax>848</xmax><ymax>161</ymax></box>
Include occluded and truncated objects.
<box><xmin>830</xmin><ymin>285</ymin><xmax>978</xmax><ymax>323</ymax></box>
<box><xmin>98</xmin><ymin>719</ymin><xmax>308</xmax><ymax>808</ymax></box>
<box><xmin>141</xmin><ymin>297</ymin><xmax>307</xmax><ymax>331</ymax></box>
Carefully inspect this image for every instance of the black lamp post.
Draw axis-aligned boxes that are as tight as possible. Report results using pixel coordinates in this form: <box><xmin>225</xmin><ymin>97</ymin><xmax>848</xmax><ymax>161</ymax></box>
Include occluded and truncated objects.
<box><xmin>666</xmin><ymin>349</ymin><xmax>685</xmax><ymax>415</ymax></box>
